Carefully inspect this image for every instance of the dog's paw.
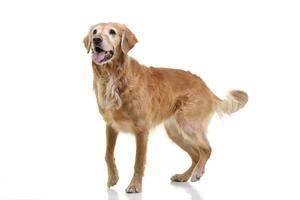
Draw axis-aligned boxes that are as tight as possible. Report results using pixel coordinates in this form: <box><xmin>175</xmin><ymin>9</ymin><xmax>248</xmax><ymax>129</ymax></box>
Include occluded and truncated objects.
<box><xmin>171</xmin><ymin>173</ymin><xmax>190</xmax><ymax>182</ymax></box>
<box><xmin>125</xmin><ymin>183</ymin><xmax>142</xmax><ymax>193</ymax></box>
<box><xmin>190</xmin><ymin>171</ymin><xmax>203</xmax><ymax>182</ymax></box>
<box><xmin>107</xmin><ymin>173</ymin><xmax>119</xmax><ymax>188</ymax></box>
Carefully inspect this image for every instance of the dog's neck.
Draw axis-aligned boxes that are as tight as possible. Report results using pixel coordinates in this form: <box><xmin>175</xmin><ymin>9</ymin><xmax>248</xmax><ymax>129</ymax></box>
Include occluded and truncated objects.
<box><xmin>92</xmin><ymin>54</ymin><xmax>132</xmax><ymax>109</ymax></box>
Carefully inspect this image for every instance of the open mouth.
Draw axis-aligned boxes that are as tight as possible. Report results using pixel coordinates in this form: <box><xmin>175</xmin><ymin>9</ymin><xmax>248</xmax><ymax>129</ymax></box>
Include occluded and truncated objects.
<box><xmin>92</xmin><ymin>48</ymin><xmax>114</xmax><ymax>64</ymax></box>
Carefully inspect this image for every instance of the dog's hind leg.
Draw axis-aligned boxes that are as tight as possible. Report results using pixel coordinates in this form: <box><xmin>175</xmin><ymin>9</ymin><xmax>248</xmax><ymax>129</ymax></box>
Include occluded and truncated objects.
<box><xmin>164</xmin><ymin>117</ymin><xmax>199</xmax><ymax>182</ymax></box>
<box><xmin>172</xmin><ymin>97</ymin><xmax>214</xmax><ymax>182</ymax></box>
<box><xmin>190</xmin><ymin>134</ymin><xmax>212</xmax><ymax>182</ymax></box>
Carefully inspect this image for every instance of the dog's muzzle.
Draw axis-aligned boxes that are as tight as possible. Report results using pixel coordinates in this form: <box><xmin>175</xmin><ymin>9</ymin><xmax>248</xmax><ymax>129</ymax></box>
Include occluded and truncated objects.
<box><xmin>92</xmin><ymin>37</ymin><xmax>114</xmax><ymax>64</ymax></box>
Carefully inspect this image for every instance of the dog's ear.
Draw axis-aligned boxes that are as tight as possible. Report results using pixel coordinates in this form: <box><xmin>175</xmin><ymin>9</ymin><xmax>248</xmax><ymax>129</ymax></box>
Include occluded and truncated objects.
<box><xmin>83</xmin><ymin>30</ymin><xmax>92</xmax><ymax>53</ymax></box>
<box><xmin>121</xmin><ymin>25</ymin><xmax>138</xmax><ymax>54</ymax></box>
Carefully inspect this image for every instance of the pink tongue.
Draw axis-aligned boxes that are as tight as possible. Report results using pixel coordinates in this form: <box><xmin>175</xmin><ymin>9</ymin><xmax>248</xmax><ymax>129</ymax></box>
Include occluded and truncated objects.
<box><xmin>92</xmin><ymin>52</ymin><xmax>105</xmax><ymax>63</ymax></box>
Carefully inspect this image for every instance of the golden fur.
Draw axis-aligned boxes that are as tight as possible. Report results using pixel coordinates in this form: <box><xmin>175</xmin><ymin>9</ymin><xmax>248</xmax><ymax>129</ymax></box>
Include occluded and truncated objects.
<box><xmin>83</xmin><ymin>22</ymin><xmax>248</xmax><ymax>193</ymax></box>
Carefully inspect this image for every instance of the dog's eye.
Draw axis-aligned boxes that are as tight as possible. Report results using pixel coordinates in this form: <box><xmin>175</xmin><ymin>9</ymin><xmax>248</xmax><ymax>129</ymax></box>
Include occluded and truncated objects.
<box><xmin>93</xmin><ymin>29</ymin><xmax>97</xmax><ymax>35</ymax></box>
<box><xmin>109</xmin><ymin>29</ymin><xmax>116</xmax><ymax>35</ymax></box>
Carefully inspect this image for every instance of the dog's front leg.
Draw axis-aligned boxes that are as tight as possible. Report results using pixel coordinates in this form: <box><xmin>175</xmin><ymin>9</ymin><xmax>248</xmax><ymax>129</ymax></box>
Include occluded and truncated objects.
<box><xmin>105</xmin><ymin>125</ymin><xmax>119</xmax><ymax>187</ymax></box>
<box><xmin>126</xmin><ymin>130</ymin><xmax>149</xmax><ymax>193</ymax></box>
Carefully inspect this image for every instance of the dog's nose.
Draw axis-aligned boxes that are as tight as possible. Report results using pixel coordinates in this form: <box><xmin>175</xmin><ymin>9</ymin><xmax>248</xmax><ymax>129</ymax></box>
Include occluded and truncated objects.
<box><xmin>93</xmin><ymin>37</ymin><xmax>102</xmax><ymax>45</ymax></box>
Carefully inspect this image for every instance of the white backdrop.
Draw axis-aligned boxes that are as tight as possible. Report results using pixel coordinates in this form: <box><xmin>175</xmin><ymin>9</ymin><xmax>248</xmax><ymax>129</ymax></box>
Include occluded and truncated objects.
<box><xmin>0</xmin><ymin>0</ymin><xmax>300</xmax><ymax>200</ymax></box>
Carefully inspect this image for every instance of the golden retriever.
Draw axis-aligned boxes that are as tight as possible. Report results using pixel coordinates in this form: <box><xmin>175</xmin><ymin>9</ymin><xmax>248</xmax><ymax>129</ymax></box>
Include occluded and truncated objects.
<box><xmin>83</xmin><ymin>22</ymin><xmax>248</xmax><ymax>193</ymax></box>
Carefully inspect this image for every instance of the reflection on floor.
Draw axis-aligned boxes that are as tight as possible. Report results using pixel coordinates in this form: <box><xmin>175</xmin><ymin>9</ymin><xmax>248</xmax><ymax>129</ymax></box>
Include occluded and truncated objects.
<box><xmin>171</xmin><ymin>182</ymin><xmax>204</xmax><ymax>200</ymax></box>
<box><xmin>107</xmin><ymin>182</ymin><xmax>203</xmax><ymax>200</ymax></box>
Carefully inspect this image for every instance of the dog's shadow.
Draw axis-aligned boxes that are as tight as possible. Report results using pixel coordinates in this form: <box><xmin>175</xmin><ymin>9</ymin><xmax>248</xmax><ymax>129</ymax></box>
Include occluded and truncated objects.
<box><xmin>107</xmin><ymin>182</ymin><xmax>203</xmax><ymax>200</ymax></box>
<box><xmin>107</xmin><ymin>188</ymin><xmax>142</xmax><ymax>200</ymax></box>
<box><xmin>171</xmin><ymin>182</ymin><xmax>204</xmax><ymax>200</ymax></box>
<box><xmin>107</xmin><ymin>189</ymin><xmax>120</xmax><ymax>200</ymax></box>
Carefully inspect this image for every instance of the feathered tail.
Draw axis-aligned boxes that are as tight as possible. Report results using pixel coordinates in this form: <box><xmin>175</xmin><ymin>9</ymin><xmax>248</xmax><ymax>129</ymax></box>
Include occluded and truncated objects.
<box><xmin>215</xmin><ymin>90</ymin><xmax>248</xmax><ymax>117</ymax></box>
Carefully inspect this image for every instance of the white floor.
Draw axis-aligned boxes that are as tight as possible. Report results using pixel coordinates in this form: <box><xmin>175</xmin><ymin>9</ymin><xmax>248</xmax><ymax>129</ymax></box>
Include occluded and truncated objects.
<box><xmin>107</xmin><ymin>182</ymin><xmax>204</xmax><ymax>200</ymax></box>
<box><xmin>2</xmin><ymin>116</ymin><xmax>300</xmax><ymax>200</ymax></box>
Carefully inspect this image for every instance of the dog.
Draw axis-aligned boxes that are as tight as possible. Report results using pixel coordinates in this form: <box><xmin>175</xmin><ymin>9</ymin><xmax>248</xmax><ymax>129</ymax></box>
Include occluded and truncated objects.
<box><xmin>83</xmin><ymin>22</ymin><xmax>248</xmax><ymax>193</ymax></box>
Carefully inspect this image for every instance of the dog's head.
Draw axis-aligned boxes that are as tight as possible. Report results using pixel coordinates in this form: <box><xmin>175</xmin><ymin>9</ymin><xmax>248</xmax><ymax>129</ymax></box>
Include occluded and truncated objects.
<box><xmin>83</xmin><ymin>22</ymin><xmax>138</xmax><ymax>65</ymax></box>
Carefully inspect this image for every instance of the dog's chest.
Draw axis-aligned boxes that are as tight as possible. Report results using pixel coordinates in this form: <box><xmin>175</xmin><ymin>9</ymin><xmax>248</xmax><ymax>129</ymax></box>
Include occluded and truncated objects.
<box><xmin>94</xmin><ymin>77</ymin><xmax>134</xmax><ymax>132</ymax></box>
<box><xmin>94</xmin><ymin>76</ymin><xmax>121</xmax><ymax>109</ymax></box>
